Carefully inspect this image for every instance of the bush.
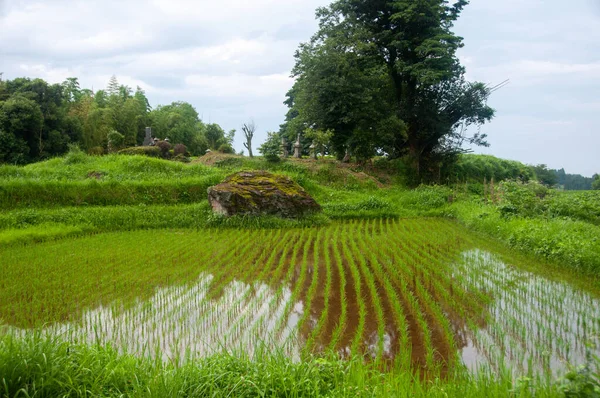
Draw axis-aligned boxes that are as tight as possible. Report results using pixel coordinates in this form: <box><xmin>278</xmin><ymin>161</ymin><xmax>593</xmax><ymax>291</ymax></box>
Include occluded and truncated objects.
<box><xmin>87</xmin><ymin>146</ymin><xmax>105</xmax><ymax>156</ymax></box>
<box><xmin>118</xmin><ymin>146</ymin><xmax>161</xmax><ymax>158</ymax></box>
<box><xmin>173</xmin><ymin>144</ymin><xmax>188</xmax><ymax>156</ymax></box>
<box><xmin>156</xmin><ymin>141</ymin><xmax>172</xmax><ymax>159</ymax></box>
<box><xmin>218</xmin><ymin>144</ymin><xmax>235</xmax><ymax>154</ymax></box>
<box><xmin>63</xmin><ymin>144</ymin><xmax>88</xmax><ymax>165</ymax></box>
<box><xmin>258</xmin><ymin>132</ymin><xmax>281</xmax><ymax>163</ymax></box>
<box><xmin>173</xmin><ymin>154</ymin><xmax>191</xmax><ymax>163</ymax></box>
<box><xmin>107</xmin><ymin>130</ymin><xmax>125</xmax><ymax>153</ymax></box>
<box><xmin>497</xmin><ymin>180</ymin><xmax>548</xmax><ymax>218</ymax></box>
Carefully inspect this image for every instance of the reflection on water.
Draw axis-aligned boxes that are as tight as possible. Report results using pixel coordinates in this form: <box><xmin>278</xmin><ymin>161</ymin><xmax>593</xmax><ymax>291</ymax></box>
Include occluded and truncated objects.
<box><xmin>3</xmin><ymin>246</ymin><xmax>599</xmax><ymax>379</ymax></box>
<box><xmin>8</xmin><ymin>274</ymin><xmax>301</xmax><ymax>362</ymax></box>
<box><xmin>456</xmin><ymin>250</ymin><xmax>600</xmax><ymax>378</ymax></box>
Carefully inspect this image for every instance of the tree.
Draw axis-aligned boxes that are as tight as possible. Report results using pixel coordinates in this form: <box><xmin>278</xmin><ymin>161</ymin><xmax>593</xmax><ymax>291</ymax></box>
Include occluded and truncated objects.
<box><xmin>288</xmin><ymin>0</ymin><xmax>495</xmax><ymax>179</ymax></box>
<box><xmin>242</xmin><ymin>121</ymin><xmax>256</xmax><ymax>158</ymax></box>
<box><xmin>304</xmin><ymin>128</ymin><xmax>333</xmax><ymax>159</ymax></box>
<box><xmin>0</xmin><ymin>95</ymin><xmax>43</xmax><ymax>160</ymax></box>
<box><xmin>204</xmin><ymin>123</ymin><xmax>234</xmax><ymax>153</ymax></box>
<box><xmin>531</xmin><ymin>164</ymin><xmax>558</xmax><ymax>187</ymax></box>
<box><xmin>62</xmin><ymin>78</ymin><xmax>82</xmax><ymax>103</ymax></box>
<box><xmin>284</xmin><ymin>24</ymin><xmax>398</xmax><ymax>160</ymax></box>
<box><xmin>258</xmin><ymin>131</ymin><xmax>281</xmax><ymax>162</ymax></box>
<box><xmin>0</xmin><ymin>129</ymin><xmax>29</xmax><ymax>164</ymax></box>
<box><xmin>150</xmin><ymin>102</ymin><xmax>206</xmax><ymax>154</ymax></box>
<box><xmin>107</xmin><ymin>75</ymin><xmax>120</xmax><ymax>97</ymax></box>
<box><xmin>593</xmin><ymin>174</ymin><xmax>600</xmax><ymax>190</ymax></box>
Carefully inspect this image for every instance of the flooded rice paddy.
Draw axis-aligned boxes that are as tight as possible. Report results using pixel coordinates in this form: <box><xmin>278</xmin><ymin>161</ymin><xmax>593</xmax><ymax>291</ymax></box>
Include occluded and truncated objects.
<box><xmin>1</xmin><ymin>219</ymin><xmax>599</xmax><ymax>378</ymax></box>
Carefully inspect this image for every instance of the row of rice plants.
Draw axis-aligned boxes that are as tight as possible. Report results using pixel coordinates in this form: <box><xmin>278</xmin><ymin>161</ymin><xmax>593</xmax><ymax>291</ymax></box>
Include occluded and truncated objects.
<box><xmin>3</xmin><ymin>220</ymin><xmax>599</xmax><ymax>380</ymax></box>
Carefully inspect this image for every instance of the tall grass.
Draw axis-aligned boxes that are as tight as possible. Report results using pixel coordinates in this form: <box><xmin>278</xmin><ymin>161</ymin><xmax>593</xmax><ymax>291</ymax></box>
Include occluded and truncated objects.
<box><xmin>0</xmin><ymin>334</ymin><xmax>567</xmax><ymax>397</ymax></box>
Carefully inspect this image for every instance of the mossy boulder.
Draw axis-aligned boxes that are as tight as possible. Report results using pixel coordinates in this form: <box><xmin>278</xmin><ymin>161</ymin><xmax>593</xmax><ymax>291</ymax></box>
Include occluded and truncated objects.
<box><xmin>207</xmin><ymin>171</ymin><xmax>321</xmax><ymax>218</ymax></box>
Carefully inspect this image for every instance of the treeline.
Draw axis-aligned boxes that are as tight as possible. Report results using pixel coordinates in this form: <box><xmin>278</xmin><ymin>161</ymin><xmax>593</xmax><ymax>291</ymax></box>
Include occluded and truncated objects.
<box><xmin>446</xmin><ymin>154</ymin><xmax>596</xmax><ymax>190</ymax></box>
<box><xmin>0</xmin><ymin>76</ymin><xmax>234</xmax><ymax>164</ymax></box>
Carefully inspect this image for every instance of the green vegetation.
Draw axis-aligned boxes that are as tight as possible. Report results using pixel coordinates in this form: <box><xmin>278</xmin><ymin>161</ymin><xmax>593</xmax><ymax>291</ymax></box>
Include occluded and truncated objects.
<box><xmin>0</xmin><ymin>75</ymin><xmax>235</xmax><ymax>165</ymax></box>
<box><xmin>1</xmin><ymin>0</ymin><xmax>598</xmax><ymax>394</ymax></box>
<box><xmin>1</xmin><ymin>333</ymin><xmax>573</xmax><ymax>397</ymax></box>
<box><xmin>1</xmin><ymin>151</ymin><xmax>599</xmax><ymax>279</ymax></box>
<box><xmin>282</xmin><ymin>0</ymin><xmax>494</xmax><ymax>178</ymax></box>
<box><xmin>2</xmin><ymin>219</ymin><xmax>599</xmax><ymax>396</ymax></box>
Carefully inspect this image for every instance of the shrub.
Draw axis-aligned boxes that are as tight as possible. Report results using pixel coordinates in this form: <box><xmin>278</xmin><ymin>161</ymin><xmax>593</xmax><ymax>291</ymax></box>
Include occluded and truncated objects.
<box><xmin>258</xmin><ymin>132</ymin><xmax>281</xmax><ymax>162</ymax></box>
<box><xmin>87</xmin><ymin>146</ymin><xmax>105</xmax><ymax>156</ymax></box>
<box><xmin>173</xmin><ymin>154</ymin><xmax>191</xmax><ymax>163</ymax></box>
<box><xmin>156</xmin><ymin>141</ymin><xmax>172</xmax><ymax>159</ymax></box>
<box><xmin>118</xmin><ymin>146</ymin><xmax>161</xmax><ymax>158</ymax></box>
<box><xmin>218</xmin><ymin>144</ymin><xmax>235</xmax><ymax>154</ymax></box>
<box><xmin>63</xmin><ymin>144</ymin><xmax>88</xmax><ymax>165</ymax></box>
<box><xmin>173</xmin><ymin>144</ymin><xmax>188</xmax><ymax>156</ymax></box>
<box><xmin>497</xmin><ymin>180</ymin><xmax>548</xmax><ymax>218</ymax></box>
<box><xmin>107</xmin><ymin>130</ymin><xmax>125</xmax><ymax>153</ymax></box>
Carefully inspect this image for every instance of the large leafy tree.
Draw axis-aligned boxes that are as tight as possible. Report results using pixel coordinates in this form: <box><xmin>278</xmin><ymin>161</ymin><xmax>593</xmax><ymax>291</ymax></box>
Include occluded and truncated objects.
<box><xmin>0</xmin><ymin>95</ymin><xmax>43</xmax><ymax>160</ymax></box>
<box><xmin>283</xmin><ymin>15</ymin><xmax>399</xmax><ymax>160</ymax></box>
<box><xmin>593</xmin><ymin>174</ymin><xmax>600</xmax><ymax>190</ymax></box>
<box><xmin>288</xmin><ymin>0</ymin><xmax>495</xmax><ymax>178</ymax></box>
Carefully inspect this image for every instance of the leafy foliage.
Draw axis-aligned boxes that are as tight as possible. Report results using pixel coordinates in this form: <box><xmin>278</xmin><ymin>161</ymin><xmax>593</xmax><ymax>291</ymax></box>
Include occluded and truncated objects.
<box><xmin>0</xmin><ymin>76</ymin><xmax>232</xmax><ymax>163</ymax></box>
<box><xmin>258</xmin><ymin>131</ymin><xmax>281</xmax><ymax>162</ymax></box>
<box><xmin>285</xmin><ymin>0</ymin><xmax>495</xmax><ymax>179</ymax></box>
<box><xmin>445</xmin><ymin>154</ymin><xmax>534</xmax><ymax>184</ymax></box>
<box><xmin>118</xmin><ymin>146</ymin><xmax>161</xmax><ymax>157</ymax></box>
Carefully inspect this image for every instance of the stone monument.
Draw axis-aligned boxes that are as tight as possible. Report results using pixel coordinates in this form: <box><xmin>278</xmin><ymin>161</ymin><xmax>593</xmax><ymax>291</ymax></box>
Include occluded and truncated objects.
<box><xmin>143</xmin><ymin>127</ymin><xmax>153</xmax><ymax>146</ymax></box>
<box><xmin>293</xmin><ymin>134</ymin><xmax>302</xmax><ymax>158</ymax></box>
<box><xmin>309</xmin><ymin>142</ymin><xmax>317</xmax><ymax>160</ymax></box>
<box><xmin>280</xmin><ymin>138</ymin><xmax>289</xmax><ymax>158</ymax></box>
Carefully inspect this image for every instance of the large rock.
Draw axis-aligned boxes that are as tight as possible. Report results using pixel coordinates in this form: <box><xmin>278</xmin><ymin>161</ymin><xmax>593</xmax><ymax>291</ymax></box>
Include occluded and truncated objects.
<box><xmin>207</xmin><ymin>171</ymin><xmax>321</xmax><ymax>218</ymax></box>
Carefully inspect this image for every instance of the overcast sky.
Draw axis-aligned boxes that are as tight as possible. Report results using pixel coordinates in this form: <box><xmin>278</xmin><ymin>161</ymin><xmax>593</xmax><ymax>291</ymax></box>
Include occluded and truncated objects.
<box><xmin>0</xmin><ymin>0</ymin><xmax>598</xmax><ymax>176</ymax></box>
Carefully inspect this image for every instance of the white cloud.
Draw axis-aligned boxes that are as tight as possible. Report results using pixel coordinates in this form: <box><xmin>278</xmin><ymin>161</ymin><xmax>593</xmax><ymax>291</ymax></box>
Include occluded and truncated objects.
<box><xmin>184</xmin><ymin>73</ymin><xmax>293</xmax><ymax>99</ymax></box>
<box><xmin>1</xmin><ymin>0</ymin><xmax>599</xmax><ymax>174</ymax></box>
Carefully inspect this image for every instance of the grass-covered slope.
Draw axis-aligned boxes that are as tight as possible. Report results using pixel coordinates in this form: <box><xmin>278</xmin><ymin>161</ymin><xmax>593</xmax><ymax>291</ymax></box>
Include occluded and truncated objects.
<box><xmin>1</xmin><ymin>151</ymin><xmax>599</xmax><ymax>277</ymax></box>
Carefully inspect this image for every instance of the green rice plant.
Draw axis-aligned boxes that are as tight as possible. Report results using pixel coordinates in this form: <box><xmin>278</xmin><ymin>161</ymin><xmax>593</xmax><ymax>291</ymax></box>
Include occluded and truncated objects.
<box><xmin>346</xmin><ymin>220</ymin><xmax>386</xmax><ymax>362</ymax></box>
<box><xmin>339</xmin><ymin>224</ymin><xmax>367</xmax><ymax>356</ymax></box>
<box><xmin>303</xmin><ymin>226</ymin><xmax>333</xmax><ymax>354</ymax></box>
<box><xmin>358</xmin><ymin>218</ymin><xmax>411</xmax><ymax>370</ymax></box>
<box><xmin>294</xmin><ymin>228</ymin><xmax>323</xmax><ymax>354</ymax></box>
<box><xmin>274</xmin><ymin>229</ymin><xmax>315</xmax><ymax>340</ymax></box>
<box><xmin>326</xmin><ymin>225</ymin><xmax>348</xmax><ymax>352</ymax></box>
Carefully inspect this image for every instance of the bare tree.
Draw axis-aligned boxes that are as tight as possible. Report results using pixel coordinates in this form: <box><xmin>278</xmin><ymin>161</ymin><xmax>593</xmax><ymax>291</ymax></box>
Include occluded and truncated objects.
<box><xmin>242</xmin><ymin>120</ymin><xmax>256</xmax><ymax>158</ymax></box>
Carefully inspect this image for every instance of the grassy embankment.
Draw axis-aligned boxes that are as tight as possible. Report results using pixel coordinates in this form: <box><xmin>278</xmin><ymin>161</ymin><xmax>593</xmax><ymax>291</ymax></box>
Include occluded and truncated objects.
<box><xmin>1</xmin><ymin>151</ymin><xmax>599</xmax><ymax>277</ymax></box>
<box><xmin>1</xmin><ymin>151</ymin><xmax>599</xmax><ymax>397</ymax></box>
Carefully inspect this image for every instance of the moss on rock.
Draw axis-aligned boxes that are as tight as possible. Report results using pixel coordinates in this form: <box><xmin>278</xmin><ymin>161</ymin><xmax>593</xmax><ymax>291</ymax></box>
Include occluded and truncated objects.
<box><xmin>207</xmin><ymin>171</ymin><xmax>321</xmax><ymax>218</ymax></box>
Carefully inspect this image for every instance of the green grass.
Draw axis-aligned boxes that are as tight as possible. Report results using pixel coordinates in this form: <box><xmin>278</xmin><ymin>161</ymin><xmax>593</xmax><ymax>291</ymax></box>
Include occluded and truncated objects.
<box><xmin>452</xmin><ymin>200</ymin><xmax>600</xmax><ymax>276</ymax></box>
<box><xmin>2</xmin><ymin>153</ymin><xmax>600</xmax><ymax>396</ymax></box>
<box><xmin>0</xmin><ymin>333</ymin><xmax>568</xmax><ymax>397</ymax></box>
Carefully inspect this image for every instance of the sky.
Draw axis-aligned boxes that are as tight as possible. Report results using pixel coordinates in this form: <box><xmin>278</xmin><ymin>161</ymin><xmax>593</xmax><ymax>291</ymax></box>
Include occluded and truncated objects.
<box><xmin>0</xmin><ymin>0</ymin><xmax>598</xmax><ymax>176</ymax></box>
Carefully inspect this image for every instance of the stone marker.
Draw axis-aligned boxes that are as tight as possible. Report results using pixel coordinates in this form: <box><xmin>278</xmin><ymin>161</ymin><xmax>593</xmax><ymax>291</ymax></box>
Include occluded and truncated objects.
<box><xmin>207</xmin><ymin>170</ymin><xmax>321</xmax><ymax>218</ymax></box>
<box><xmin>280</xmin><ymin>137</ymin><xmax>289</xmax><ymax>158</ymax></box>
<box><xmin>143</xmin><ymin>127</ymin><xmax>152</xmax><ymax>146</ymax></box>
<box><xmin>293</xmin><ymin>134</ymin><xmax>302</xmax><ymax>158</ymax></box>
<box><xmin>309</xmin><ymin>142</ymin><xmax>317</xmax><ymax>160</ymax></box>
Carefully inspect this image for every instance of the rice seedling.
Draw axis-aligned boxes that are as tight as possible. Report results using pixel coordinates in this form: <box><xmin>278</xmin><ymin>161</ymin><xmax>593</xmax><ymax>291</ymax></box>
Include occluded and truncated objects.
<box><xmin>1</xmin><ymin>219</ymin><xmax>599</xmax><ymax>385</ymax></box>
